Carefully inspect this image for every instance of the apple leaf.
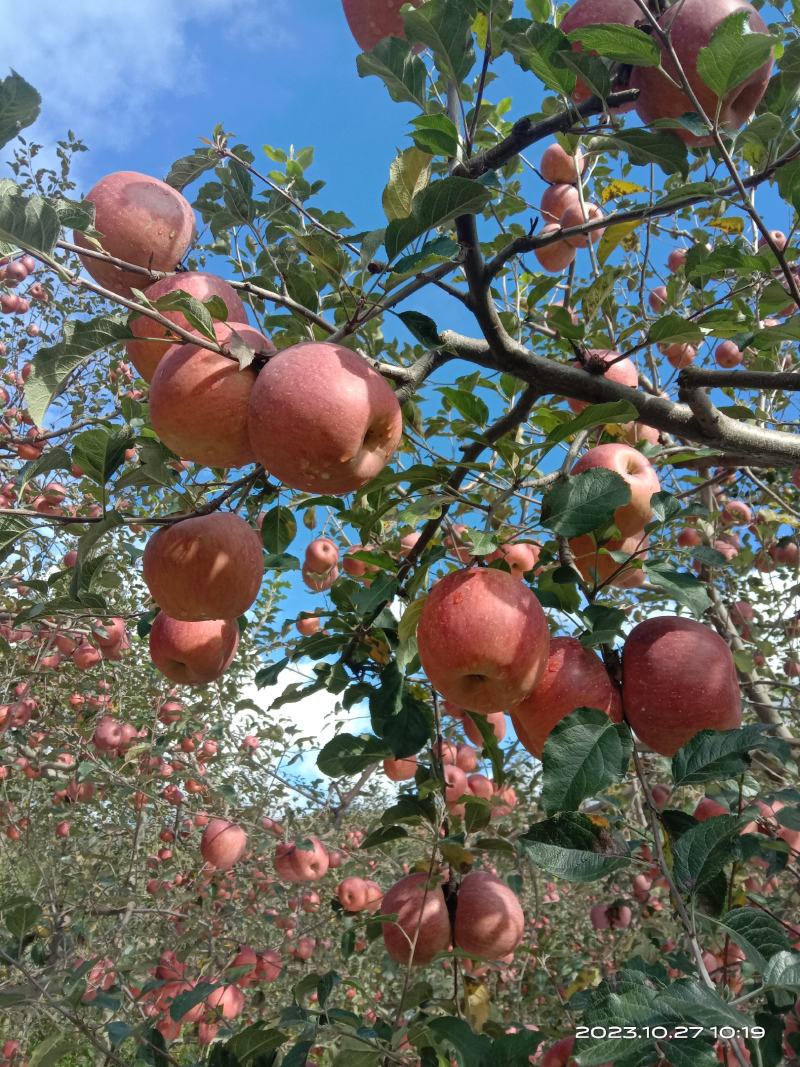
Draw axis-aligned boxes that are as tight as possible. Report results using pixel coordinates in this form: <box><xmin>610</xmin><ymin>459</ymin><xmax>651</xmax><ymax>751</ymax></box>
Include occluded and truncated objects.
<box><xmin>164</xmin><ymin>148</ymin><xmax>217</xmax><ymax>191</ymax></box>
<box><xmin>24</xmin><ymin>313</ymin><xmax>132</xmax><ymax>427</ymax></box>
<box><xmin>763</xmin><ymin>951</ymin><xmax>800</xmax><ymax>993</ymax></box>
<box><xmin>671</xmin><ymin>725</ymin><xmax>786</xmax><ymax>786</ymax></box>
<box><xmin>382</xmin><ymin>147</ymin><xmax>432</xmax><ymax>221</ymax></box>
<box><xmin>566</xmin><ymin>23</ymin><xmax>660</xmax><ymax>66</ymax></box>
<box><xmin>518</xmin><ymin>812</ymin><xmax>630</xmax><ymax>882</ymax></box>
<box><xmin>357</xmin><ymin>38</ymin><xmax>428</xmax><ymax>109</ymax></box>
<box><xmin>715</xmin><ymin>907</ymin><xmax>791</xmax><ymax>971</ymax></box>
<box><xmin>427</xmin><ymin>1017</ymin><xmax>492</xmax><ymax>1067</ymax></box>
<box><xmin>28</xmin><ymin>1034</ymin><xmax>75</xmax><ymax>1067</ymax></box>
<box><xmin>501</xmin><ymin>19</ymin><xmax>577</xmax><ymax>95</ymax></box>
<box><xmin>540</xmin><ymin>468</ymin><xmax>631</xmax><ymax>538</ymax></box>
<box><xmin>1</xmin><ymin>895</ymin><xmax>42</xmax><ymax>938</ymax></box>
<box><xmin>317</xmin><ymin>734</ymin><xmax>391</xmax><ymax>778</ymax></box>
<box><xmin>645</xmin><ymin>565</ymin><xmax>711</xmax><ymax>617</ymax></box>
<box><xmin>402</xmin><ymin>0</ymin><xmax>478</xmax><ymax>83</ymax></box>
<box><xmin>541</xmin><ymin>708</ymin><xmax>633</xmax><ymax>815</ymax></box>
<box><xmin>0</xmin><ymin>179</ymin><xmax>62</xmax><ymax>255</ymax></box>
<box><xmin>0</xmin><ymin>70</ymin><xmax>41</xmax><ymax>150</ymax></box>
<box><xmin>410</xmin><ymin>114</ymin><xmax>461</xmax><ymax>159</ymax></box>
<box><xmin>169</xmin><ymin>982</ymin><xmax>220</xmax><ymax>1022</ymax></box>
<box><xmin>649</xmin><ymin>314</ymin><xmax>705</xmax><ymax>345</ymax></box>
<box><xmin>543</xmin><ymin>400</ymin><xmax>640</xmax><ymax>452</ymax></box>
<box><xmin>384</xmin><ymin>176</ymin><xmax>491</xmax><ymax>260</ymax></box>
<box><xmin>697</xmin><ymin>10</ymin><xmax>774</xmax><ymax>99</ymax></box>
<box><xmin>225</xmin><ymin>1025</ymin><xmax>288</xmax><ymax>1064</ymax></box>
<box><xmin>260</xmin><ymin>506</ymin><xmax>297</xmax><ymax>555</ymax></box>
<box><xmin>592</xmin><ymin>130</ymin><xmax>689</xmax><ymax>177</ymax></box>
<box><xmin>672</xmin><ymin>815</ymin><xmax>747</xmax><ymax>896</ymax></box>
<box><xmin>71</xmin><ymin>428</ymin><xmax>134</xmax><ymax>488</ymax></box>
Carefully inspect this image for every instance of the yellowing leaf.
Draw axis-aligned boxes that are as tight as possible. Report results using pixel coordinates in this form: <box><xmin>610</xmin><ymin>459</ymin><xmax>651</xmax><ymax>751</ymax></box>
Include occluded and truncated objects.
<box><xmin>398</xmin><ymin>596</ymin><xmax>426</xmax><ymax>644</ymax></box>
<box><xmin>440</xmin><ymin>842</ymin><xmax>475</xmax><ymax>869</ymax></box>
<box><xmin>600</xmin><ymin>179</ymin><xmax>645</xmax><ymax>203</ymax></box>
<box><xmin>708</xmin><ymin>216</ymin><xmax>745</xmax><ymax>235</ymax></box>
<box><xmin>462</xmin><ymin>978</ymin><xmax>491</xmax><ymax>1031</ymax></box>
<box><xmin>597</xmin><ymin>220</ymin><xmax>640</xmax><ymax>266</ymax></box>
<box><xmin>382</xmin><ymin>148</ymin><xmax>432</xmax><ymax>222</ymax></box>
<box><xmin>473</xmin><ymin>13</ymin><xmax>489</xmax><ymax>50</ymax></box>
<box><xmin>586</xmin><ymin>813</ymin><xmax>610</xmax><ymax>829</ymax></box>
<box><xmin>565</xmin><ymin>966</ymin><xmax>601</xmax><ymax>998</ymax></box>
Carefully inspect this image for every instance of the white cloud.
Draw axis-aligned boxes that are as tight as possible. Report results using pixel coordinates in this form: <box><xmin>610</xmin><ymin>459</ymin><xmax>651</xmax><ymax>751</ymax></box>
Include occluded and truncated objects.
<box><xmin>0</xmin><ymin>0</ymin><xmax>293</xmax><ymax>163</ymax></box>
<box><xmin>235</xmin><ymin>666</ymin><xmax>368</xmax><ymax>782</ymax></box>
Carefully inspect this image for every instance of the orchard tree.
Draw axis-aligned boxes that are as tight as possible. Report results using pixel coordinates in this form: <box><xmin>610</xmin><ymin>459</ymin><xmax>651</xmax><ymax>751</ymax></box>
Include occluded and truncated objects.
<box><xmin>0</xmin><ymin>0</ymin><xmax>799</xmax><ymax>1064</ymax></box>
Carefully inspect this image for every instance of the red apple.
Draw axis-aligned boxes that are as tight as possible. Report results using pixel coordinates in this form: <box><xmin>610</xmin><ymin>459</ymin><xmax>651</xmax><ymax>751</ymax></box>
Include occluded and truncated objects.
<box><xmin>454</xmin><ymin>871</ymin><xmax>524</xmax><ymax>958</ymax></box>
<box><xmin>201</xmin><ymin>819</ymin><xmax>247</xmax><ymax>870</ymax></box>
<box><xmin>511</xmin><ymin>637</ymin><xmax>622</xmax><ymax>758</ymax></box>
<box><xmin>380</xmin><ymin>872</ymin><xmax>450</xmax><ymax>965</ymax></box>
<box><xmin>567</xmin><ymin>350</ymin><xmax>638</xmax><ymax>413</ymax></box>
<box><xmin>126</xmin><ymin>272</ymin><xmax>247</xmax><ymax>381</ymax></box>
<box><xmin>622</xmin><ymin>616</ymin><xmax>742</xmax><ymax>755</ymax></box>
<box><xmin>149</xmin><ymin>614</ymin><xmax>239</xmax><ymax>684</ymax></box>
<box><xmin>247</xmin><ymin>342</ymin><xmax>403</xmax><ymax>494</ymax></box>
<box><xmin>630</xmin><ymin>0</ymin><xmax>773</xmax><ymax>146</ymax></box>
<box><xmin>73</xmin><ymin>172</ymin><xmax>195</xmax><ymax>297</ymax></box>
<box><xmin>571</xmin><ymin>443</ymin><xmax>660</xmax><ymax>536</ymax></box>
<box><xmin>417</xmin><ymin>567</ymin><xmax>550</xmax><ymax>714</ymax></box>
<box><xmin>149</xmin><ymin>322</ymin><xmax>273</xmax><ymax>468</ymax></box>
<box><xmin>540</xmin><ymin>144</ymin><xmax>585</xmax><ymax>185</ymax></box>
<box><xmin>341</xmin><ymin>0</ymin><xmax>422</xmax><ymax>52</ymax></box>
<box><xmin>143</xmin><ymin>512</ymin><xmax>264</xmax><ymax>621</ymax></box>
<box><xmin>541</xmin><ymin>183</ymin><xmax>580</xmax><ymax>223</ymax></box>
<box><xmin>534</xmin><ymin>225</ymin><xmax>577</xmax><ymax>272</ymax></box>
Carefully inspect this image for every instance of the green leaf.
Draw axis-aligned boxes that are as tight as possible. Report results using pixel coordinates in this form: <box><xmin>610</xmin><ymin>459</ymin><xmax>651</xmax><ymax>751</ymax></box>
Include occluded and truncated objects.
<box><xmin>226</xmin><ymin>1026</ymin><xmax>287</xmax><ymax>1064</ymax></box>
<box><xmin>567</xmin><ymin>23</ymin><xmax>660</xmax><ymax>66</ymax></box>
<box><xmin>0</xmin><ymin>70</ymin><xmax>41</xmax><ymax>150</ymax></box>
<box><xmin>426</xmin><ymin>1017</ymin><xmax>491</xmax><ymax>1067</ymax></box>
<box><xmin>71</xmin><ymin>428</ymin><xmax>134</xmax><ymax>487</ymax></box>
<box><xmin>649</xmin><ymin>314</ymin><xmax>705</xmax><ymax>345</ymax></box>
<box><xmin>260</xmin><ymin>506</ymin><xmax>296</xmax><ymax>555</ymax></box>
<box><xmin>24</xmin><ymin>314</ymin><xmax>131</xmax><ymax>427</ymax></box>
<box><xmin>592</xmin><ymin>130</ymin><xmax>689</xmax><ymax>177</ymax></box>
<box><xmin>502</xmin><ymin>19</ymin><xmax>576</xmax><ymax>95</ymax></box>
<box><xmin>170</xmin><ymin>982</ymin><xmax>219</xmax><ymax>1021</ymax></box>
<box><xmin>697</xmin><ymin>10</ymin><xmax>774</xmax><ymax>99</ymax></box>
<box><xmin>147</xmin><ymin>288</ymin><xmax>218</xmax><ymax>341</ymax></box>
<box><xmin>673</xmin><ymin>815</ymin><xmax>746</xmax><ymax>896</ymax></box>
<box><xmin>385</xmin><ymin>176</ymin><xmax>491</xmax><ymax>260</ymax></box>
<box><xmin>646</xmin><ymin>565</ymin><xmax>711</xmax><ymax>617</ymax></box>
<box><xmin>541</xmin><ymin>468</ymin><xmax>631</xmax><ymax>538</ymax></box>
<box><xmin>410</xmin><ymin>114</ymin><xmax>461</xmax><ymax>158</ymax></box>
<box><xmin>2</xmin><ymin>895</ymin><xmax>43</xmax><ymax>938</ymax></box>
<box><xmin>518</xmin><ymin>812</ymin><xmax>630</xmax><ymax>882</ymax></box>
<box><xmin>438</xmin><ymin>385</ymin><xmax>489</xmax><ymax>426</ymax></box>
<box><xmin>370</xmin><ymin>662</ymin><xmax>431</xmax><ymax>758</ymax></box>
<box><xmin>165</xmin><ymin>148</ymin><xmax>217</xmax><ymax>191</ymax></box>
<box><xmin>357</xmin><ymin>38</ymin><xmax>428</xmax><ymax>109</ymax></box>
<box><xmin>28</xmin><ymin>1034</ymin><xmax>73</xmax><ymax>1067</ymax></box>
<box><xmin>485</xmin><ymin>1030</ymin><xmax>544</xmax><ymax>1067</ymax></box>
<box><xmin>0</xmin><ymin>514</ymin><xmax>33</xmax><ymax>563</ymax></box>
<box><xmin>0</xmin><ymin>180</ymin><xmax>62</xmax><ymax>255</ymax></box>
<box><xmin>763</xmin><ymin>951</ymin><xmax>800</xmax><ymax>992</ymax></box>
<box><xmin>671</xmin><ymin>725</ymin><xmax>781</xmax><ymax>786</ymax></box>
<box><xmin>402</xmin><ymin>0</ymin><xmax>479</xmax><ymax>83</ymax></box>
<box><xmin>69</xmin><ymin>513</ymin><xmax>125</xmax><ymax>601</ymax></box>
<box><xmin>541</xmin><ymin>708</ymin><xmax>633</xmax><ymax>815</ymax></box>
<box><xmin>543</xmin><ymin>400</ymin><xmax>639</xmax><ymax>451</ymax></box>
<box><xmin>581</xmin><ymin>603</ymin><xmax>627</xmax><ymax>645</ymax></box>
<box><xmin>464</xmin><ymin>796</ymin><xmax>492</xmax><ymax>833</ymax></box>
<box><xmin>716</xmin><ymin>907</ymin><xmax>791</xmax><ymax>971</ymax></box>
<box><xmin>359</xmin><ymin>824</ymin><xmax>409</xmax><ymax>849</ymax></box>
<box><xmin>317</xmin><ymin>734</ymin><xmax>391</xmax><ymax>777</ymax></box>
<box><xmin>382</xmin><ymin>147</ymin><xmax>433</xmax><ymax>221</ymax></box>
<box><xmin>399</xmin><ymin>310</ymin><xmax>442</xmax><ymax>347</ymax></box>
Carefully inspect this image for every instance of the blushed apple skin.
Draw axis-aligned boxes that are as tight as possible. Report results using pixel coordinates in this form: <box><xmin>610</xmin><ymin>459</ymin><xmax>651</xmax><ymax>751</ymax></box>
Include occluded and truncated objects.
<box><xmin>511</xmin><ymin>637</ymin><xmax>622</xmax><ymax>758</ymax></box>
<box><xmin>454</xmin><ymin>871</ymin><xmax>524</xmax><ymax>959</ymax></box>
<box><xmin>247</xmin><ymin>342</ymin><xmax>403</xmax><ymax>495</ymax></box>
<box><xmin>126</xmin><ymin>272</ymin><xmax>247</xmax><ymax>381</ymax></box>
<box><xmin>149</xmin><ymin>614</ymin><xmax>239</xmax><ymax>684</ymax></box>
<box><xmin>622</xmin><ymin>616</ymin><xmax>742</xmax><ymax>755</ymax></box>
<box><xmin>567</xmin><ymin>351</ymin><xmax>638</xmax><ymax>413</ymax></box>
<box><xmin>380</xmin><ymin>872</ymin><xmax>450</xmax><ymax>966</ymax></box>
<box><xmin>631</xmin><ymin>0</ymin><xmax>773</xmax><ymax>146</ymax></box>
<box><xmin>201</xmin><ymin>818</ymin><xmax>247</xmax><ymax>870</ymax></box>
<box><xmin>73</xmin><ymin>171</ymin><xmax>196</xmax><ymax>297</ymax></box>
<box><xmin>342</xmin><ymin>0</ymin><xmax>423</xmax><ymax>52</ymax></box>
<box><xmin>143</xmin><ymin>512</ymin><xmax>264</xmax><ymax>621</ymax></box>
<box><xmin>571</xmin><ymin>443</ymin><xmax>661</xmax><ymax>536</ymax></box>
<box><xmin>150</xmin><ymin>322</ymin><xmax>273</xmax><ymax>469</ymax></box>
<box><xmin>417</xmin><ymin>567</ymin><xmax>550</xmax><ymax>714</ymax></box>
<box><xmin>569</xmin><ymin>531</ymin><xmax>649</xmax><ymax>589</ymax></box>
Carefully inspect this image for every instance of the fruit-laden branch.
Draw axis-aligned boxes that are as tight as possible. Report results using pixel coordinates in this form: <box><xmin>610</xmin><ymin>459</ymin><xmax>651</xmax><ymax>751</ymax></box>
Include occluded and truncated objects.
<box><xmin>483</xmin><ymin>141</ymin><xmax>800</xmax><ymax>281</ymax></box>
<box><xmin>447</xmin><ymin>212</ymin><xmax>800</xmax><ymax>466</ymax></box>
<box><xmin>455</xmin><ymin>89</ymin><xmax>641</xmax><ymax>179</ymax></box>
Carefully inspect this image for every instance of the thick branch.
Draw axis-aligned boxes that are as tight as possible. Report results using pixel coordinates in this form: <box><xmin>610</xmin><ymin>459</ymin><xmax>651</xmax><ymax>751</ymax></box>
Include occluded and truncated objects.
<box><xmin>680</xmin><ymin>367</ymin><xmax>800</xmax><ymax>391</ymax></box>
